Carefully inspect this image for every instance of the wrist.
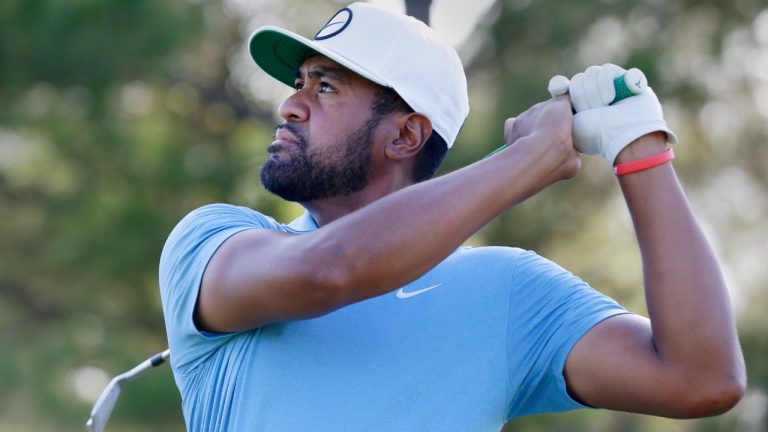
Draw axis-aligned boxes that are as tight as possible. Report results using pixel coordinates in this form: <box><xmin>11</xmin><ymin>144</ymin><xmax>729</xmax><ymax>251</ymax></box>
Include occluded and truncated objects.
<box><xmin>614</xmin><ymin>132</ymin><xmax>668</xmax><ymax>164</ymax></box>
<box><xmin>613</xmin><ymin>147</ymin><xmax>674</xmax><ymax>176</ymax></box>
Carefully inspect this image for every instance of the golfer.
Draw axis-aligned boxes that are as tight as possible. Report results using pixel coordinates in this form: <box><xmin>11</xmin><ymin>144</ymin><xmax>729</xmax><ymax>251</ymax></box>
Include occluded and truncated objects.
<box><xmin>159</xmin><ymin>3</ymin><xmax>745</xmax><ymax>431</ymax></box>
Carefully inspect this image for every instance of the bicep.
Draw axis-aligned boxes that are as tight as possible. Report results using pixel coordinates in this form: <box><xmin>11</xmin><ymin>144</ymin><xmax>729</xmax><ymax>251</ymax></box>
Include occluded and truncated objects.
<box><xmin>197</xmin><ymin>228</ymin><xmax>340</xmax><ymax>333</ymax></box>
<box><xmin>564</xmin><ymin>313</ymin><xmax>690</xmax><ymax>417</ymax></box>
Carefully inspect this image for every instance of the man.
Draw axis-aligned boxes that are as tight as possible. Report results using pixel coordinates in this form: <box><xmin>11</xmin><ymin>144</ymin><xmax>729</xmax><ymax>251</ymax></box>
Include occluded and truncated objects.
<box><xmin>159</xmin><ymin>3</ymin><xmax>745</xmax><ymax>431</ymax></box>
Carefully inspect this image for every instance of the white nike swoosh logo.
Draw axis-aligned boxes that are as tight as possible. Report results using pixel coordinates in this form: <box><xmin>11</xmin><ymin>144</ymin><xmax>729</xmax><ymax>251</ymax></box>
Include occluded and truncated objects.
<box><xmin>396</xmin><ymin>284</ymin><xmax>442</xmax><ymax>299</ymax></box>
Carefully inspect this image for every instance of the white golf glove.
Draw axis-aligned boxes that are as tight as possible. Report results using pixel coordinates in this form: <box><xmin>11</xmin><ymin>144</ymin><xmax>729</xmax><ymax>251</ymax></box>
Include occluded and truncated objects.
<box><xmin>548</xmin><ymin>64</ymin><xmax>677</xmax><ymax>166</ymax></box>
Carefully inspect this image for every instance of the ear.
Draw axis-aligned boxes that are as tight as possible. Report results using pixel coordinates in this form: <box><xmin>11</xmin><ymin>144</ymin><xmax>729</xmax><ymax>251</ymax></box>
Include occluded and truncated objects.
<box><xmin>384</xmin><ymin>113</ymin><xmax>433</xmax><ymax>160</ymax></box>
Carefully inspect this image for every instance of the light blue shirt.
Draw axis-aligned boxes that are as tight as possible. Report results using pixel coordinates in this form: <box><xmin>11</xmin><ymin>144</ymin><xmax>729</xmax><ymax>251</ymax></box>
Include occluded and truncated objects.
<box><xmin>159</xmin><ymin>203</ymin><xmax>628</xmax><ymax>431</ymax></box>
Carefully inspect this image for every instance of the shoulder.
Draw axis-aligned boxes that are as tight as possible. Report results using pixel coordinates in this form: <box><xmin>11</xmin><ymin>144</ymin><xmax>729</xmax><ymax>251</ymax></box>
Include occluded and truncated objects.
<box><xmin>442</xmin><ymin>245</ymin><xmax>541</xmax><ymax>277</ymax></box>
<box><xmin>447</xmin><ymin>246</ymin><xmax>601</xmax><ymax>298</ymax></box>
<box><xmin>158</xmin><ymin>204</ymin><xmax>283</xmax><ymax>293</ymax></box>
<box><xmin>174</xmin><ymin>203</ymin><xmax>281</xmax><ymax>233</ymax></box>
<box><xmin>447</xmin><ymin>245</ymin><xmax>527</xmax><ymax>265</ymax></box>
<box><xmin>163</xmin><ymin>204</ymin><xmax>282</xmax><ymax>251</ymax></box>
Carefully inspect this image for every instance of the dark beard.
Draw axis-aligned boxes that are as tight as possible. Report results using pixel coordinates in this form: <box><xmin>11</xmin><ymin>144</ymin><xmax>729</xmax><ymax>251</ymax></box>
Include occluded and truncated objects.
<box><xmin>260</xmin><ymin>116</ymin><xmax>378</xmax><ymax>202</ymax></box>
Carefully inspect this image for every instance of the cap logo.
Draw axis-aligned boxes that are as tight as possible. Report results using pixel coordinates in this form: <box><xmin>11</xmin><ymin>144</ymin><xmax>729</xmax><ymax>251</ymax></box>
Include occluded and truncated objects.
<box><xmin>314</xmin><ymin>7</ymin><xmax>353</xmax><ymax>40</ymax></box>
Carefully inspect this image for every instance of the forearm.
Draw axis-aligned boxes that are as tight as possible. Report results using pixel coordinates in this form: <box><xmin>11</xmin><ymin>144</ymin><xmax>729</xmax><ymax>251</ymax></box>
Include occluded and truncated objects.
<box><xmin>617</xmin><ymin>134</ymin><xmax>745</xmax><ymax>383</ymax></box>
<box><xmin>205</xmin><ymin>148</ymin><xmax>546</xmax><ymax>331</ymax></box>
<box><xmin>310</xmin><ymin>131</ymin><xmax>573</xmax><ymax>306</ymax></box>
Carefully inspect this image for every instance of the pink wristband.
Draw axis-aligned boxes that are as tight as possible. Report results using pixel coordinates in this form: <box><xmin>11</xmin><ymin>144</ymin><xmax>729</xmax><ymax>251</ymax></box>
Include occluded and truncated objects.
<box><xmin>613</xmin><ymin>147</ymin><xmax>675</xmax><ymax>176</ymax></box>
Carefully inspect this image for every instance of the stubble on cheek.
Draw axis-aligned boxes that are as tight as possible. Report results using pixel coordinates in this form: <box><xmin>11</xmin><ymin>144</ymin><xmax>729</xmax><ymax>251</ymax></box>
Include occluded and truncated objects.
<box><xmin>261</xmin><ymin>115</ymin><xmax>378</xmax><ymax>201</ymax></box>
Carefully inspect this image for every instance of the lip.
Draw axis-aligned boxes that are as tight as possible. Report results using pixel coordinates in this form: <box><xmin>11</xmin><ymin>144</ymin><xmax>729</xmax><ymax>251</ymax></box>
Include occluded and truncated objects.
<box><xmin>274</xmin><ymin>128</ymin><xmax>300</xmax><ymax>144</ymax></box>
<box><xmin>267</xmin><ymin>140</ymin><xmax>288</xmax><ymax>155</ymax></box>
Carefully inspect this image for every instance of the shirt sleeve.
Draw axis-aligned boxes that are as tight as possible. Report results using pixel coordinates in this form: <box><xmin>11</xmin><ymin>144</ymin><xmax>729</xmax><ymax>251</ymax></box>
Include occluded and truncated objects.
<box><xmin>505</xmin><ymin>250</ymin><xmax>630</xmax><ymax>419</ymax></box>
<box><xmin>158</xmin><ymin>203</ymin><xmax>278</xmax><ymax>375</ymax></box>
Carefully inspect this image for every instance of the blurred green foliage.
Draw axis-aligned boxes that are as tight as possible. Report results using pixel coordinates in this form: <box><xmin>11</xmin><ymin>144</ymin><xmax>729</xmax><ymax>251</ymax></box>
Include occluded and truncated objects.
<box><xmin>1</xmin><ymin>0</ymin><xmax>766</xmax><ymax>431</ymax></box>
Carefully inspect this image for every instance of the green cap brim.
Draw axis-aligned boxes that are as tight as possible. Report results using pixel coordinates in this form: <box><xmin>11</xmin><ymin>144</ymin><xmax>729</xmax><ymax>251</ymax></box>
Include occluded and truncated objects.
<box><xmin>249</xmin><ymin>27</ymin><xmax>318</xmax><ymax>88</ymax></box>
<box><xmin>248</xmin><ymin>26</ymin><xmax>389</xmax><ymax>90</ymax></box>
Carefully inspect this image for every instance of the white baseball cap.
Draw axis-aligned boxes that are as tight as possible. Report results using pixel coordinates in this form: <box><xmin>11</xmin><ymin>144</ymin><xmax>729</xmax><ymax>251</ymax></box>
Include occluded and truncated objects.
<box><xmin>248</xmin><ymin>2</ymin><xmax>469</xmax><ymax>148</ymax></box>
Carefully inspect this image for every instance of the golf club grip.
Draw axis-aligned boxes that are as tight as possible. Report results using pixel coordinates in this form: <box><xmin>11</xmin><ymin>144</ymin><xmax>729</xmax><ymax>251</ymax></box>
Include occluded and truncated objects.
<box><xmin>484</xmin><ymin>70</ymin><xmax>646</xmax><ymax>159</ymax></box>
<box><xmin>611</xmin><ymin>68</ymin><xmax>646</xmax><ymax>105</ymax></box>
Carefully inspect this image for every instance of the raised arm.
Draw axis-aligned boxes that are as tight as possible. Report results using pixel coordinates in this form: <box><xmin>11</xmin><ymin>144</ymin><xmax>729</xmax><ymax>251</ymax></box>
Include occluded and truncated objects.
<box><xmin>565</xmin><ymin>133</ymin><xmax>745</xmax><ymax>417</ymax></box>
<box><xmin>198</xmin><ymin>96</ymin><xmax>578</xmax><ymax>332</ymax></box>
<box><xmin>562</xmin><ymin>65</ymin><xmax>746</xmax><ymax>417</ymax></box>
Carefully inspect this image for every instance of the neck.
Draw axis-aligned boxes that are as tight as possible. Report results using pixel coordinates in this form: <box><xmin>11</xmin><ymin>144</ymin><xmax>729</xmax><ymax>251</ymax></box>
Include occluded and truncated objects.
<box><xmin>302</xmin><ymin>171</ymin><xmax>414</xmax><ymax>226</ymax></box>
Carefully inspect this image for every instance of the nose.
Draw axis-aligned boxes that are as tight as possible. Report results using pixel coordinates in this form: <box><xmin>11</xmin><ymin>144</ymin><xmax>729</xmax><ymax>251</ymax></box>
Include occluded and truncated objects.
<box><xmin>277</xmin><ymin>90</ymin><xmax>309</xmax><ymax>122</ymax></box>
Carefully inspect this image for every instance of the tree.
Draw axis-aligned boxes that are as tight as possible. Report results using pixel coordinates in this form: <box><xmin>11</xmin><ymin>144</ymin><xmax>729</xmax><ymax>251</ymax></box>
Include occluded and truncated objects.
<box><xmin>2</xmin><ymin>1</ymin><xmax>766</xmax><ymax>430</ymax></box>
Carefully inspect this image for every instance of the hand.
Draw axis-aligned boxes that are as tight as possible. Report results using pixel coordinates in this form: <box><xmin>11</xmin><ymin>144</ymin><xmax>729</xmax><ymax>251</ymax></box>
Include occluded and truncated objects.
<box><xmin>503</xmin><ymin>95</ymin><xmax>572</xmax><ymax>145</ymax></box>
<box><xmin>569</xmin><ymin>63</ymin><xmax>627</xmax><ymax>111</ymax></box>
<box><xmin>555</xmin><ymin>64</ymin><xmax>677</xmax><ymax>165</ymax></box>
<box><xmin>503</xmin><ymin>95</ymin><xmax>580</xmax><ymax>184</ymax></box>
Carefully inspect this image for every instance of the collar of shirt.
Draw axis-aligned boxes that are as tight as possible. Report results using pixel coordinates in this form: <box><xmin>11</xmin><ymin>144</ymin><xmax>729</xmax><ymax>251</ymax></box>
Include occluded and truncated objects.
<box><xmin>286</xmin><ymin>211</ymin><xmax>319</xmax><ymax>233</ymax></box>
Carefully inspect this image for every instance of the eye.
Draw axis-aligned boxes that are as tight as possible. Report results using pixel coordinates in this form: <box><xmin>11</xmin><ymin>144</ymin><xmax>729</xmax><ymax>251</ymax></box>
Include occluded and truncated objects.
<box><xmin>294</xmin><ymin>81</ymin><xmax>304</xmax><ymax>92</ymax></box>
<box><xmin>319</xmin><ymin>82</ymin><xmax>337</xmax><ymax>93</ymax></box>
